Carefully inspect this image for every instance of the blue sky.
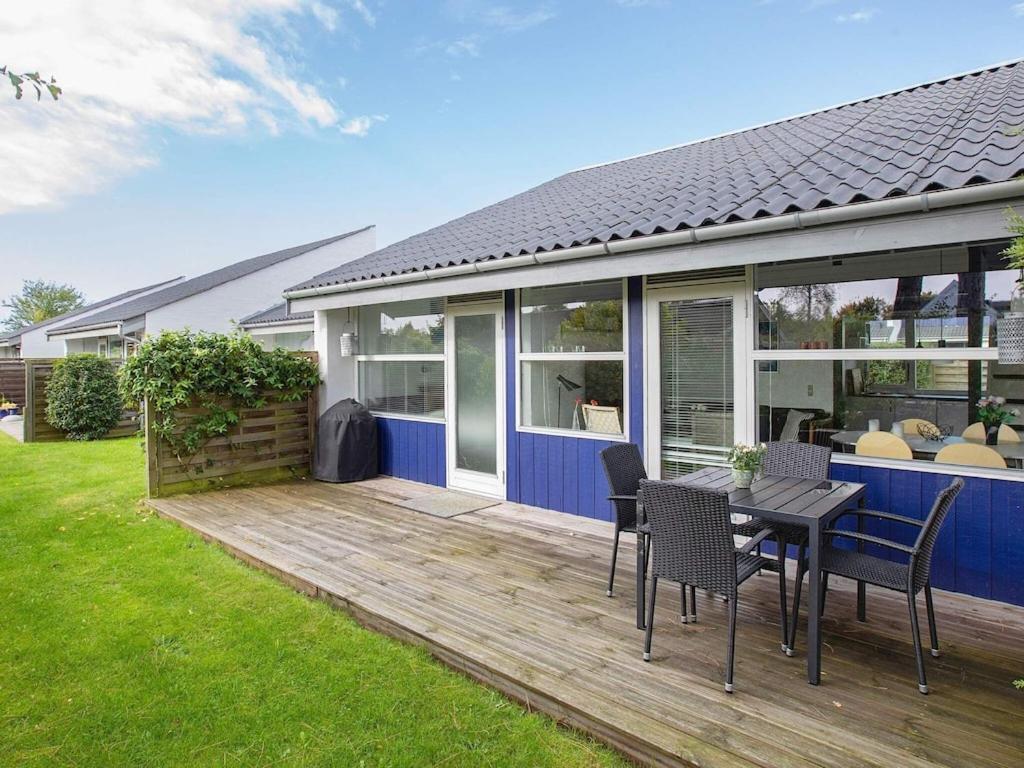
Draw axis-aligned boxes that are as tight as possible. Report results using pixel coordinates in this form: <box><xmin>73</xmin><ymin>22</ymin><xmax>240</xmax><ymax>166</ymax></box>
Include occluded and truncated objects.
<box><xmin>2</xmin><ymin>1</ymin><xmax>1023</xmax><ymax>323</ymax></box>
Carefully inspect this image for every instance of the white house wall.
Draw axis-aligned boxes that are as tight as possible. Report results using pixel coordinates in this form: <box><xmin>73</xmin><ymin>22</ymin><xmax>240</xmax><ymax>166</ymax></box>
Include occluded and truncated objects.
<box><xmin>21</xmin><ymin>278</ymin><xmax>185</xmax><ymax>359</ymax></box>
<box><xmin>144</xmin><ymin>228</ymin><xmax>376</xmax><ymax>338</ymax></box>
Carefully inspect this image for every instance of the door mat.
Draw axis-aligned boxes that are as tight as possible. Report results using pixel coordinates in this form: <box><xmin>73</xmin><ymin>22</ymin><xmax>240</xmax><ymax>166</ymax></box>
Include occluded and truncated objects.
<box><xmin>395</xmin><ymin>491</ymin><xmax>499</xmax><ymax>518</ymax></box>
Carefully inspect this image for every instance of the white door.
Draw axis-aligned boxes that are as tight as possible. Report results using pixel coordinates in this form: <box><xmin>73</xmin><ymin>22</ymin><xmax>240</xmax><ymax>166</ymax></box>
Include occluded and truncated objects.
<box><xmin>446</xmin><ymin>303</ymin><xmax>506</xmax><ymax>497</ymax></box>
<box><xmin>645</xmin><ymin>282</ymin><xmax>752</xmax><ymax>479</ymax></box>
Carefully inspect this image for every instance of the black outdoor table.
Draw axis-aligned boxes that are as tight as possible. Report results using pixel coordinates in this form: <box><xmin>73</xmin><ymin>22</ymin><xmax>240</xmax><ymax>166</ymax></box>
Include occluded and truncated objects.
<box><xmin>637</xmin><ymin>467</ymin><xmax>867</xmax><ymax>686</ymax></box>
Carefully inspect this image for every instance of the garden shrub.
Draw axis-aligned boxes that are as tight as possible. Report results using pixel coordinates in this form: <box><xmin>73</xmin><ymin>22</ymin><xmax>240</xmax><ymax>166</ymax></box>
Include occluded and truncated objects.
<box><xmin>119</xmin><ymin>331</ymin><xmax>320</xmax><ymax>461</ymax></box>
<box><xmin>45</xmin><ymin>354</ymin><xmax>124</xmax><ymax>440</ymax></box>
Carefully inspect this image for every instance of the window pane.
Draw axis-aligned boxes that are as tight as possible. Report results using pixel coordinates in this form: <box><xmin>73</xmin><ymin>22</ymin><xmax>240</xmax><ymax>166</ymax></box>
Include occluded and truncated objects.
<box><xmin>520</xmin><ymin>360</ymin><xmax>623</xmax><ymax>434</ymax></box>
<box><xmin>756</xmin><ymin>248</ymin><xmax>1015</xmax><ymax>350</ymax></box>
<box><xmin>358</xmin><ymin>298</ymin><xmax>444</xmax><ymax>355</ymax></box>
<box><xmin>359</xmin><ymin>360</ymin><xmax>444</xmax><ymax>418</ymax></box>
<box><xmin>520</xmin><ymin>281</ymin><xmax>623</xmax><ymax>353</ymax></box>
<box><xmin>756</xmin><ymin>358</ymin><xmax>1024</xmax><ymax>472</ymax></box>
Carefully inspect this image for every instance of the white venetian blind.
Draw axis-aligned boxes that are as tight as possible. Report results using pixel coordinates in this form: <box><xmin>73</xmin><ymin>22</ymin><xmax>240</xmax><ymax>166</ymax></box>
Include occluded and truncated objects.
<box><xmin>659</xmin><ymin>297</ymin><xmax>734</xmax><ymax>477</ymax></box>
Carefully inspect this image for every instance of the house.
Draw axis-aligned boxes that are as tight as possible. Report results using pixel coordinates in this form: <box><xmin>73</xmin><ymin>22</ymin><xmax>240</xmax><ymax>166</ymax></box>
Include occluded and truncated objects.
<box><xmin>239</xmin><ymin>303</ymin><xmax>314</xmax><ymax>351</ymax></box>
<box><xmin>0</xmin><ymin>276</ymin><xmax>185</xmax><ymax>359</ymax></box>
<box><xmin>45</xmin><ymin>227</ymin><xmax>375</xmax><ymax>356</ymax></box>
<box><xmin>285</xmin><ymin>61</ymin><xmax>1024</xmax><ymax>607</ymax></box>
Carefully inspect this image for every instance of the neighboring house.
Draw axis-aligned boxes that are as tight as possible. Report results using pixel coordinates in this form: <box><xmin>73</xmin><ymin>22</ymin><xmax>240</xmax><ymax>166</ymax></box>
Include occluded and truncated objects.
<box><xmin>284</xmin><ymin>61</ymin><xmax>1024</xmax><ymax>606</ymax></box>
<box><xmin>0</xmin><ymin>276</ymin><xmax>185</xmax><ymax>359</ymax></box>
<box><xmin>239</xmin><ymin>303</ymin><xmax>314</xmax><ymax>351</ymax></box>
<box><xmin>47</xmin><ymin>227</ymin><xmax>375</xmax><ymax>355</ymax></box>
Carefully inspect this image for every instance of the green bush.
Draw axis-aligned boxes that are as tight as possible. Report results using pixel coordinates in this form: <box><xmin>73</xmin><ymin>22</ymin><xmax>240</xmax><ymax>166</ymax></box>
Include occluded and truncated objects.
<box><xmin>45</xmin><ymin>354</ymin><xmax>124</xmax><ymax>440</ymax></box>
<box><xmin>119</xmin><ymin>331</ymin><xmax>320</xmax><ymax>459</ymax></box>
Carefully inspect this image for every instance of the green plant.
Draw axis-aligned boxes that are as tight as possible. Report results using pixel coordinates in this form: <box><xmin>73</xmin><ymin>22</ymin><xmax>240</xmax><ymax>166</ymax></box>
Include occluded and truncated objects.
<box><xmin>976</xmin><ymin>396</ymin><xmax>1018</xmax><ymax>428</ymax></box>
<box><xmin>728</xmin><ymin>442</ymin><xmax>766</xmax><ymax>472</ymax></box>
<box><xmin>119</xmin><ymin>331</ymin><xmax>320</xmax><ymax>463</ymax></box>
<box><xmin>44</xmin><ymin>354</ymin><xmax>123</xmax><ymax>440</ymax></box>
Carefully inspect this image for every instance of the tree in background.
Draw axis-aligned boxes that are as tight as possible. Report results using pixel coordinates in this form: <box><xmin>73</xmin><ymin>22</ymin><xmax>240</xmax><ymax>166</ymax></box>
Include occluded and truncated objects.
<box><xmin>2</xmin><ymin>66</ymin><xmax>60</xmax><ymax>100</ymax></box>
<box><xmin>2</xmin><ymin>280</ymin><xmax>85</xmax><ymax>331</ymax></box>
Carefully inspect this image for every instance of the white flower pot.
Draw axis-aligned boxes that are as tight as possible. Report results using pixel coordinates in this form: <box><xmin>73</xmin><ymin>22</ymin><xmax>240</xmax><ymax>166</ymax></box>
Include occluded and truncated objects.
<box><xmin>732</xmin><ymin>468</ymin><xmax>754</xmax><ymax>489</ymax></box>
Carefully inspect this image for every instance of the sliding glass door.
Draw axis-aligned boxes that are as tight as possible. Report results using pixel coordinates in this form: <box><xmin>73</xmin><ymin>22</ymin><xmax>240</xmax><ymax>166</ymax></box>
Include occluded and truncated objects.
<box><xmin>646</xmin><ymin>283</ymin><xmax>751</xmax><ymax>479</ymax></box>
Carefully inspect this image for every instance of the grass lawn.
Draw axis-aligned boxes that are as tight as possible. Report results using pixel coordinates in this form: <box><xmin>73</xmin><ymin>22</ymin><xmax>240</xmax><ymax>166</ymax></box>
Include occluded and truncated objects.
<box><xmin>0</xmin><ymin>433</ymin><xmax>625</xmax><ymax>767</ymax></box>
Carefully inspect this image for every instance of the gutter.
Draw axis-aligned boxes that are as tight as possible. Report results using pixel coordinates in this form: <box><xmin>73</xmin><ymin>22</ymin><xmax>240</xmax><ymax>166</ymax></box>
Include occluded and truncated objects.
<box><xmin>283</xmin><ymin>179</ymin><xmax>1024</xmax><ymax>301</ymax></box>
<box><xmin>47</xmin><ymin>321</ymin><xmax>124</xmax><ymax>340</ymax></box>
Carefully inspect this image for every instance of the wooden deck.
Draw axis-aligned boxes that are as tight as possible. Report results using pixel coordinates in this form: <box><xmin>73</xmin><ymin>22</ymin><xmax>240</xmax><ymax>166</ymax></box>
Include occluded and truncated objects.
<box><xmin>149</xmin><ymin>478</ymin><xmax>1024</xmax><ymax>768</ymax></box>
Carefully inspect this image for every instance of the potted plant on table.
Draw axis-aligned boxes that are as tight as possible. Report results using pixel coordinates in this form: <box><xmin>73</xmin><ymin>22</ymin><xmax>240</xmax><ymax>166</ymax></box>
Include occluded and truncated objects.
<box><xmin>976</xmin><ymin>396</ymin><xmax>1019</xmax><ymax>445</ymax></box>
<box><xmin>728</xmin><ymin>443</ymin><xmax>766</xmax><ymax>489</ymax></box>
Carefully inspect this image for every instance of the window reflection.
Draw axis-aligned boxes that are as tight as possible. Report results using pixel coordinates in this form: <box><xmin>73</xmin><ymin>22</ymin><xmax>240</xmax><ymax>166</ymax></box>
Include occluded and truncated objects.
<box><xmin>757</xmin><ymin>358</ymin><xmax>1024</xmax><ymax>472</ymax></box>
<box><xmin>756</xmin><ymin>248</ymin><xmax>1015</xmax><ymax>351</ymax></box>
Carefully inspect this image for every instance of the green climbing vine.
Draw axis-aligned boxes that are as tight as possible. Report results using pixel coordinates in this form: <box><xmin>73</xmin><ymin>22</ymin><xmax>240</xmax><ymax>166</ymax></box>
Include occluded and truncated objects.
<box><xmin>119</xmin><ymin>331</ymin><xmax>319</xmax><ymax>464</ymax></box>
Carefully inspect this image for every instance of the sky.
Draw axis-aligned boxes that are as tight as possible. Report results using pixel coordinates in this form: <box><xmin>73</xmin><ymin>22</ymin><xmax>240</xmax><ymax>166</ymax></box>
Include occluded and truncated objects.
<box><xmin>1</xmin><ymin>0</ymin><xmax>1024</xmax><ymax>324</ymax></box>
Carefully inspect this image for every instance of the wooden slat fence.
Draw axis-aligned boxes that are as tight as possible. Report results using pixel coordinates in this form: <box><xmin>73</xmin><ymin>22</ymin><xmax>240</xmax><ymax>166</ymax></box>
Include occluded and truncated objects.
<box><xmin>23</xmin><ymin>359</ymin><xmax>138</xmax><ymax>443</ymax></box>
<box><xmin>0</xmin><ymin>360</ymin><xmax>26</xmax><ymax>409</ymax></box>
<box><xmin>145</xmin><ymin>387</ymin><xmax>317</xmax><ymax>497</ymax></box>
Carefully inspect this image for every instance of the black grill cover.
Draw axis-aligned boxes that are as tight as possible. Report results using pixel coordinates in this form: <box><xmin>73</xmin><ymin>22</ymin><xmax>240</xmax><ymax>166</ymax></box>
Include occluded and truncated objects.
<box><xmin>313</xmin><ymin>398</ymin><xmax>378</xmax><ymax>483</ymax></box>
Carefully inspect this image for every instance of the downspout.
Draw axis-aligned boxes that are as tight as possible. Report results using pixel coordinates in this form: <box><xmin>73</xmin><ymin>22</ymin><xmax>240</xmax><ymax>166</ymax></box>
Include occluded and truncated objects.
<box><xmin>284</xmin><ymin>179</ymin><xmax>1024</xmax><ymax>301</ymax></box>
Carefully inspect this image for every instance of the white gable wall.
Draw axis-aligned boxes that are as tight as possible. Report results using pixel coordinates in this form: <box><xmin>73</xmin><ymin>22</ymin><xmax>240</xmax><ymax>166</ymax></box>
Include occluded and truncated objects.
<box><xmin>144</xmin><ymin>228</ymin><xmax>375</xmax><ymax>337</ymax></box>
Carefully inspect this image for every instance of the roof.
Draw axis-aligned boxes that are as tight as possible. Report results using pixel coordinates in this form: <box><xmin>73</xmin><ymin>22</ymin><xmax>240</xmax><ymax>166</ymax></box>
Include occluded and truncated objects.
<box><xmin>289</xmin><ymin>60</ymin><xmax>1024</xmax><ymax>293</ymax></box>
<box><xmin>0</xmin><ymin>276</ymin><xmax>183</xmax><ymax>344</ymax></box>
<box><xmin>239</xmin><ymin>303</ymin><xmax>313</xmax><ymax>327</ymax></box>
<box><xmin>53</xmin><ymin>227</ymin><xmax>370</xmax><ymax>335</ymax></box>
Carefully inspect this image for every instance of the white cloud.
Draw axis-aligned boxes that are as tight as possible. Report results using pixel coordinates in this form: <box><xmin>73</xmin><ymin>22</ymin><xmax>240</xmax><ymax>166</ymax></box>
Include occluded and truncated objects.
<box><xmin>0</xmin><ymin>0</ymin><xmax>379</xmax><ymax>215</ymax></box>
<box><xmin>339</xmin><ymin>113</ymin><xmax>387</xmax><ymax>136</ymax></box>
<box><xmin>836</xmin><ymin>7</ymin><xmax>876</xmax><ymax>22</ymax></box>
<box><xmin>1013</xmin><ymin>2</ymin><xmax>1024</xmax><ymax>16</ymax></box>
<box><xmin>310</xmin><ymin>1</ymin><xmax>340</xmax><ymax>31</ymax></box>
<box><xmin>475</xmin><ymin>6</ymin><xmax>555</xmax><ymax>31</ymax></box>
<box><xmin>445</xmin><ymin>35</ymin><xmax>483</xmax><ymax>57</ymax></box>
<box><xmin>346</xmin><ymin>0</ymin><xmax>376</xmax><ymax>26</ymax></box>
<box><xmin>444</xmin><ymin>2</ymin><xmax>555</xmax><ymax>32</ymax></box>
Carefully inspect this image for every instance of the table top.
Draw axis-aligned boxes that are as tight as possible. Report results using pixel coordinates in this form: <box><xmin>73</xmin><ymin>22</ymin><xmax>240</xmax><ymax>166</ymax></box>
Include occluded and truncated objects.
<box><xmin>673</xmin><ymin>466</ymin><xmax>866</xmax><ymax>526</ymax></box>
<box><xmin>830</xmin><ymin>430</ymin><xmax>1024</xmax><ymax>462</ymax></box>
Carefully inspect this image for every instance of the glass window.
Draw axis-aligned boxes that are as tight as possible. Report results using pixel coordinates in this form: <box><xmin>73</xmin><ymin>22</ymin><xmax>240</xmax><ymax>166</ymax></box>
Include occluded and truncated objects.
<box><xmin>358</xmin><ymin>360</ymin><xmax>445</xmax><ymax>419</ymax></box>
<box><xmin>756</xmin><ymin>357</ymin><xmax>1024</xmax><ymax>472</ymax></box>
<box><xmin>518</xmin><ymin>280</ymin><xmax>626</xmax><ymax>436</ymax></box>
<box><xmin>754</xmin><ymin>244</ymin><xmax>1024</xmax><ymax>473</ymax></box>
<box><xmin>358</xmin><ymin>298</ymin><xmax>444</xmax><ymax>355</ymax></box>
<box><xmin>756</xmin><ymin>247</ymin><xmax>1014</xmax><ymax>351</ymax></box>
<box><xmin>357</xmin><ymin>298</ymin><xmax>445</xmax><ymax>419</ymax></box>
<box><xmin>520</xmin><ymin>360</ymin><xmax>624</xmax><ymax>434</ymax></box>
<box><xmin>520</xmin><ymin>281</ymin><xmax>623</xmax><ymax>353</ymax></box>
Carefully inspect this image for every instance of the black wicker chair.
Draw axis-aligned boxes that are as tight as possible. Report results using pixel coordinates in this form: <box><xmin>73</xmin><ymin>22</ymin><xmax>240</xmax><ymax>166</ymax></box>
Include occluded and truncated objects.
<box><xmin>793</xmin><ymin>477</ymin><xmax>963</xmax><ymax>694</ymax></box>
<box><xmin>733</xmin><ymin>441</ymin><xmax>832</xmax><ymax>654</ymax></box>
<box><xmin>638</xmin><ymin>479</ymin><xmax>785</xmax><ymax>693</ymax></box>
<box><xmin>599</xmin><ymin>443</ymin><xmax>649</xmax><ymax>599</ymax></box>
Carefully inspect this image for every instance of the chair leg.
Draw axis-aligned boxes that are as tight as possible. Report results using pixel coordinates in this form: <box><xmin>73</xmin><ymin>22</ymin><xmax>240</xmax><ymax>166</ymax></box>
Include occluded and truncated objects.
<box><xmin>924</xmin><ymin>583</ymin><xmax>940</xmax><ymax>658</ymax></box>
<box><xmin>787</xmin><ymin>541</ymin><xmax>807</xmax><ymax>656</ymax></box>
<box><xmin>819</xmin><ymin>572</ymin><xmax>830</xmax><ymax>617</ymax></box>
<box><xmin>643</xmin><ymin>532</ymin><xmax>651</xmax><ymax>579</ymax></box>
<box><xmin>907</xmin><ymin>590</ymin><xmax>929</xmax><ymax>694</ymax></box>
<box><xmin>776</xmin><ymin>535</ymin><xmax>789</xmax><ymax>653</ymax></box>
<box><xmin>680</xmin><ymin>582</ymin><xmax>688</xmax><ymax>623</ymax></box>
<box><xmin>606</xmin><ymin>527</ymin><xmax>621</xmax><ymax>597</ymax></box>
<box><xmin>725</xmin><ymin>593</ymin><xmax>738</xmax><ymax>693</ymax></box>
<box><xmin>643</xmin><ymin>576</ymin><xmax>659</xmax><ymax>661</ymax></box>
<box><xmin>689</xmin><ymin>585</ymin><xmax>697</xmax><ymax>623</ymax></box>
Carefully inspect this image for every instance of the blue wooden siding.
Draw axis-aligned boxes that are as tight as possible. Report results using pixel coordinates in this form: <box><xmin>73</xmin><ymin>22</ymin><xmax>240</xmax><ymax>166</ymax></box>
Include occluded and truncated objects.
<box><xmin>503</xmin><ymin>282</ymin><xmax>646</xmax><ymax>521</ymax></box>
<box><xmin>377</xmin><ymin>416</ymin><xmax>446</xmax><ymax>487</ymax></box>
<box><xmin>830</xmin><ymin>462</ymin><xmax>1024</xmax><ymax>607</ymax></box>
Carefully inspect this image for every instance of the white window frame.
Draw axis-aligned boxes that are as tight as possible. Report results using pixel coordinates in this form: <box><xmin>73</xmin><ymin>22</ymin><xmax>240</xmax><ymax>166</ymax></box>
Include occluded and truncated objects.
<box><xmin>515</xmin><ymin>279</ymin><xmax>629</xmax><ymax>442</ymax></box>
<box><xmin>751</xmin><ymin>267</ymin><xmax>1024</xmax><ymax>481</ymax></box>
<box><xmin>354</xmin><ymin>300</ymin><xmax>447</xmax><ymax>423</ymax></box>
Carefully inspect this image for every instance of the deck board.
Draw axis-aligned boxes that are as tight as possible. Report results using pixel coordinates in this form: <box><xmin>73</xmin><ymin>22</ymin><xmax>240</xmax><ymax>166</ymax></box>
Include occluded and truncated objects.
<box><xmin>149</xmin><ymin>478</ymin><xmax>1024</xmax><ymax>768</ymax></box>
